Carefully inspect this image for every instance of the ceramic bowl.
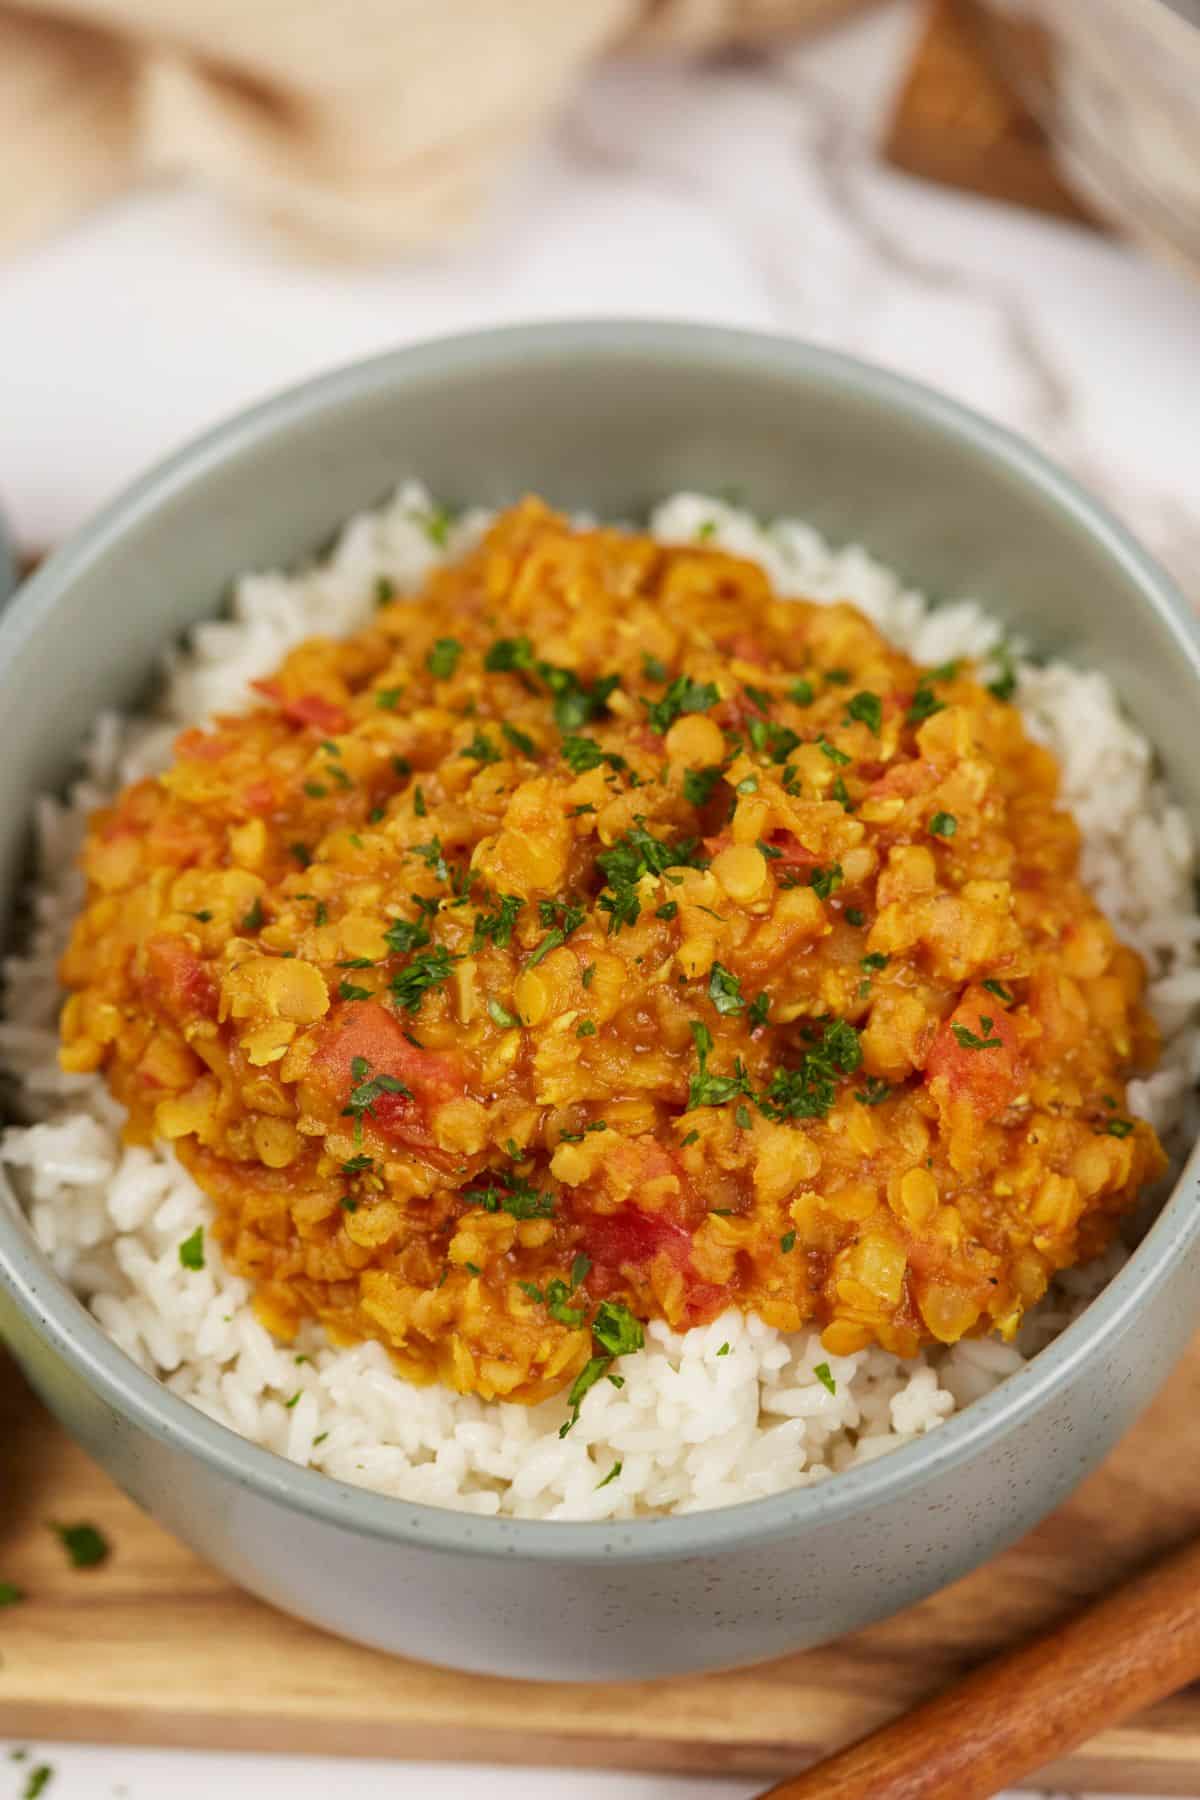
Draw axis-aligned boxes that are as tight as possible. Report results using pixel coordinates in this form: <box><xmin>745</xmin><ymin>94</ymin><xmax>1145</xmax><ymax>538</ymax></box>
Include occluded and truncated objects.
<box><xmin>2</xmin><ymin>322</ymin><xmax>1198</xmax><ymax>1681</ymax></box>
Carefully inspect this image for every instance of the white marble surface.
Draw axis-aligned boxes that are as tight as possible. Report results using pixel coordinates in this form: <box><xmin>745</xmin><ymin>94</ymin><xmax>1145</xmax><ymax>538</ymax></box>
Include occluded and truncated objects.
<box><xmin>1</xmin><ymin>2</ymin><xmax>1197</xmax><ymax>1796</ymax></box>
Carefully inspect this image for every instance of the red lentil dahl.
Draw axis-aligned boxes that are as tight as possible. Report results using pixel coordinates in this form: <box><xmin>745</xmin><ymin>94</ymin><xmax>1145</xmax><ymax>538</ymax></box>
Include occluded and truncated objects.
<box><xmin>58</xmin><ymin>499</ymin><xmax>1166</xmax><ymax>1407</ymax></box>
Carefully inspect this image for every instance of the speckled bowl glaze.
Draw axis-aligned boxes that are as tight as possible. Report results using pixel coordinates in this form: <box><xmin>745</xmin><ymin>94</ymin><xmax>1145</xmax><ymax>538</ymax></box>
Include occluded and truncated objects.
<box><xmin>2</xmin><ymin>323</ymin><xmax>1199</xmax><ymax>1681</ymax></box>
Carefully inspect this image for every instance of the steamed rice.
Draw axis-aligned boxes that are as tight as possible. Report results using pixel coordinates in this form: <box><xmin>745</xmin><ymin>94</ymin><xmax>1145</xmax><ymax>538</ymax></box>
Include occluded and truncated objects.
<box><xmin>3</xmin><ymin>484</ymin><xmax>1197</xmax><ymax>1521</ymax></box>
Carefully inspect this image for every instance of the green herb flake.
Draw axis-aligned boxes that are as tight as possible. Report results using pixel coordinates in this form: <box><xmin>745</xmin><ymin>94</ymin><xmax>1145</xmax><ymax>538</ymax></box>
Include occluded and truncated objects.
<box><xmin>642</xmin><ymin>654</ymin><xmax>669</xmax><ymax>682</ymax></box>
<box><xmin>593</xmin><ymin>1300</ymin><xmax>645</xmax><ymax>1358</ymax></box>
<box><xmin>375</xmin><ymin>686</ymin><xmax>403</xmax><ymax>711</ymax></box>
<box><xmin>707</xmin><ymin>962</ymin><xmax>745</xmax><ymax>1016</ymax></box>
<box><xmin>427</xmin><ymin>638</ymin><xmax>463</xmax><ymax>680</ymax></box>
<box><xmin>817</xmin><ymin>736</ymin><xmax>851</xmax><ymax>767</ymax></box>
<box><xmin>1102</xmin><ymin>1117</ymin><xmax>1135</xmax><ymax>1138</ymax></box>
<box><xmin>982</xmin><ymin>979</ymin><xmax>1015</xmax><ymax>1003</ymax></box>
<box><xmin>190</xmin><ymin>910</ymin><xmax>213</xmax><ymax>923</ymax></box>
<box><xmin>487</xmin><ymin>997</ymin><xmax>520</xmax><ymax>1029</ymax></box>
<box><xmin>0</xmin><ymin>1581</ymin><xmax>25</xmax><ymax>1607</ymax></box>
<box><xmin>929</xmin><ymin>812</ymin><xmax>957</xmax><ymax>838</ymax></box>
<box><xmin>735</xmin><ymin>774</ymin><xmax>759</xmax><ymax>796</ymax></box>
<box><xmin>861</xmin><ymin>952</ymin><xmax>889</xmax><ymax>972</ymax></box>
<box><xmin>576</xmin><ymin>1019</ymin><xmax>598</xmax><ymax>1038</ymax></box>
<box><xmin>471</xmin><ymin>894</ymin><xmax>524</xmax><ymax>952</ymax></box>
<box><xmin>461</xmin><ymin>728</ymin><xmax>500</xmax><ymax>765</ymax></box>
<box><xmin>375</xmin><ymin>575</ymin><xmax>396</xmax><ymax>605</ymax></box>
<box><xmin>907</xmin><ymin>685</ymin><xmax>945</xmax><ymax>726</ymax></box>
<box><xmin>179</xmin><ymin>1227</ymin><xmax>205</xmax><ymax>1271</ymax></box>
<box><xmin>581</xmin><ymin>963</ymin><xmax>596</xmax><ymax>988</ymax></box>
<box><xmin>502</xmin><ymin>721</ymin><xmax>536</xmax><ymax>757</ymax></box>
<box><xmin>951</xmin><ymin>1017</ymin><xmax>1004</xmax><ymax>1051</ymax></box>
<box><xmin>338</xmin><ymin>978</ymin><xmax>372</xmax><ymax>1002</ymax></box>
<box><xmin>734</xmin><ymin>1104</ymin><xmax>752</xmax><ymax>1131</ymax></box>
<box><xmin>987</xmin><ymin>647</ymin><xmax>1018</xmax><ymax>703</ymax></box>
<box><xmin>289</xmin><ymin>842</ymin><xmax>313</xmax><ymax>868</ymax></box>
<box><xmin>596</xmin><ymin>1460</ymin><xmax>623</xmax><ymax>1489</ymax></box>
<box><xmin>789</xmin><ymin>679</ymin><xmax>814</xmax><ymax>707</ymax></box>
<box><xmin>52</xmin><ymin>1521</ymin><xmax>110</xmax><ymax>1569</ymax></box>
<box><xmin>655</xmin><ymin>901</ymin><xmax>679</xmax><ymax>922</ymax></box>
<box><xmin>688</xmin><ymin>1019</ymin><xmax>751</xmax><ymax>1109</ymax></box>
<box><xmin>760</xmin><ymin>1018</ymin><xmax>862</xmax><ymax>1123</ymax></box>
<box><xmin>747</xmin><ymin>992</ymin><xmax>770</xmax><ymax>1030</ymax></box>
<box><xmin>644</xmin><ymin>674</ymin><xmax>720</xmax><ymax>736</ymax></box>
<box><xmin>23</xmin><ymin>1767</ymin><xmax>54</xmax><ymax>1800</ymax></box>
<box><xmin>813</xmin><ymin>1362</ymin><xmax>837</xmax><ymax>1396</ymax></box>
<box><xmin>342</xmin><ymin>1055</ymin><xmax>412</xmax><ymax>1140</ymax></box>
<box><xmin>390</xmin><ymin>945</ymin><xmax>460</xmax><ymax>1012</ymax></box>
<box><xmin>780</xmin><ymin>1230</ymin><xmax>796</xmax><ymax>1254</ymax></box>
<box><xmin>716</xmin><ymin>1342</ymin><xmax>731</xmax><ymax>1357</ymax></box>
<box><xmin>809</xmin><ymin>863</ymin><xmax>844</xmax><ymax>901</ymax></box>
<box><xmin>683</xmin><ymin>764</ymin><xmax>724</xmax><ymax>808</ymax></box>
<box><xmin>845</xmin><ymin>691</ymin><xmax>882</xmax><ymax>735</ymax></box>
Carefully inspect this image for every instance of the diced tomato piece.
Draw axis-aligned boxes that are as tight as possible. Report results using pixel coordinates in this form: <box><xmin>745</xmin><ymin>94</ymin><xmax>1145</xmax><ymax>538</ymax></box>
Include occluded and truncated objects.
<box><xmin>241</xmin><ymin>781</ymin><xmax>277</xmax><ymax>815</ymax></box>
<box><xmin>175</xmin><ymin>727</ymin><xmax>235</xmax><ymax>764</ymax></box>
<box><xmin>924</xmin><ymin>984</ymin><xmax>1024</xmax><ymax>1121</ymax></box>
<box><xmin>310</xmin><ymin>1002</ymin><xmax>465</xmax><ymax>1150</ymax></box>
<box><xmin>868</xmin><ymin>759</ymin><xmax>938</xmax><ymax>801</ymax></box>
<box><xmin>252</xmin><ymin>680</ymin><xmax>350</xmax><ymax>736</ymax></box>
<box><xmin>723</xmin><ymin>633</ymin><xmax>770</xmax><ymax>668</ymax></box>
<box><xmin>142</xmin><ymin>935</ymin><xmax>219</xmax><ymax>1021</ymax></box>
<box><xmin>761</xmin><ymin>830</ymin><xmax>817</xmax><ymax>868</ymax></box>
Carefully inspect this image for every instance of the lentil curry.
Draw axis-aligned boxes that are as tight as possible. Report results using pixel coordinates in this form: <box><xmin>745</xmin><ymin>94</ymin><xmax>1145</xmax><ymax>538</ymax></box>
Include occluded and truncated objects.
<box><xmin>59</xmin><ymin>500</ymin><xmax>1166</xmax><ymax>1414</ymax></box>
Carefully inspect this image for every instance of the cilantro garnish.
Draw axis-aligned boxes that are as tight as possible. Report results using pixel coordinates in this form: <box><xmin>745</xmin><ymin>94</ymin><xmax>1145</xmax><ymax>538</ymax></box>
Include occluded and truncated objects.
<box><xmin>907</xmin><ymin>685</ymin><xmax>944</xmax><ymax>725</ymax></box>
<box><xmin>597</xmin><ymin>1460</ymin><xmax>623</xmax><ymax>1489</ymax></box>
<box><xmin>502</xmin><ymin>721</ymin><xmax>536</xmax><ymax>757</ymax></box>
<box><xmin>688</xmin><ymin>1020</ymin><xmax>751</xmax><ymax>1109</ymax></box>
<box><xmin>780</xmin><ymin>1230</ymin><xmax>796</xmax><ymax>1253</ymax></box>
<box><xmin>461</xmin><ymin>729</ymin><xmax>500</xmax><ymax>764</ymax></box>
<box><xmin>642</xmin><ymin>654</ymin><xmax>669</xmax><ymax>682</ymax></box>
<box><xmin>683</xmin><ymin>764</ymin><xmax>724</xmax><ymax>808</ymax></box>
<box><xmin>342</xmin><ymin>1056</ymin><xmax>411</xmax><ymax>1140</ymax></box>
<box><xmin>810</xmin><ymin>863</ymin><xmax>844</xmax><ymax>901</ymax></box>
<box><xmin>790</xmin><ymin>679</ymin><xmax>814</xmax><ymax>706</ymax></box>
<box><xmin>0</xmin><ymin>1581</ymin><xmax>23</xmax><ymax>1607</ymax></box>
<box><xmin>814</xmin><ymin>1362</ymin><xmax>837</xmax><ymax>1395</ymax></box>
<box><xmin>596</xmin><ymin>821</ymin><xmax>704</xmax><ymax>935</ymax></box>
<box><xmin>817</xmin><ymin>736</ymin><xmax>851</xmax><ymax>767</ymax></box>
<box><xmin>338</xmin><ymin>978</ymin><xmax>371</xmax><ymax>1002</ymax></box>
<box><xmin>390</xmin><ymin>946</ymin><xmax>459</xmax><ymax>1012</ymax></box>
<box><xmin>560</xmin><ymin>734</ymin><xmax>625</xmax><ymax>775</ymax></box>
<box><xmin>747</xmin><ymin>992</ymin><xmax>770</xmax><ymax>1030</ymax></box>
<box><xmin>707</xmin><ymin>962</ymin><xmax>744</xmax><ymax>1016</ymax></box>
<box><xmin>471</xmin><ymin>894</ymin><xmax>523</xmax><ymax>952</ymax></box>
<box><xmin>982</xmin><ymin>979</ymin><xmax>1014</xmax><ymax>1003</ymax></box>
<box><xmin>760</xmin><ymin>1019</ymin><xmax>862</xmax><ymax>1121</ymax></box>
<box><xmin>951</xmin><ymin>1016</ymin><xmax>1003</xmax><ymax>1051</ymax></box>
<box><xmin>644</xmin><ymin>674</ymin><xmax>720</xmax><ymax>736</ymax></box>
<box><xmin>1101</xmin><ymin>1117</ymin><xmax>1135</xmax><ymax>1138</ymax></box>
<box><xmin>929</xmin><ymin>812</ymin><xmax>957</xmax><ymax>838</ymax></box>
<box><xmin>52</xmin><ymin>1521</ymin><xmax>110</xmax><ymax>1569</ymax></box>
<box><xmin>375</xmin><ymin>686</ymin><xmax>403</xmax><ymax>711</ymax></box>
<box><xmin>987</xmin><ymin>647</ymin><xmax>1018</xmax><ymax>702</ymax></box>
<box><xmin>427</xmin><ymin>638</ymin><xmax>463</xmax><ymax>679</ymax></box>
<box><xmin>487</xmin><ymin>998</ymin><xmax>520</xmax><ymax>1029</ymax></box>
<box><xmin>854</xmin><ymin>1076</ymin><xmax>892</xmax><ymax>1106</ymax></box>
<box><xmin>178</xmin><ymin>1227</ymin><xmax>204</xmax><ymax>1271</ymax></box>
<box><xmin>846</xmin><ymin>691</ymin><xmax>882</xmax><ymax>735</ymax></box>
<box><xmin>465</xmin><ymin>1170</ymin><xmax>554</xmax><ymax>1220</ymax></box>
<box><xmin>385</xmin><ymin>915</ymin><xmax>432</xmax><ymax>956</ymax></box>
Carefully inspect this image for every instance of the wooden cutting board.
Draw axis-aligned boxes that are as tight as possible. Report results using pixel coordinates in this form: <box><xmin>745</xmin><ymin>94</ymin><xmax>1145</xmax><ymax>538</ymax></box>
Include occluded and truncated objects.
<box><xmin>6</xmin><ymin>1349</ymin><xmax>1200</xmax><ymax>1791</ymax></box>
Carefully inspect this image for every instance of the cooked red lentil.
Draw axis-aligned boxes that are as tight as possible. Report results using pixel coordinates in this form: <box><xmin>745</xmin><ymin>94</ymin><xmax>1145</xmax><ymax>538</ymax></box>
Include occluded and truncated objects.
<box><xmin>59</xmin><ymin>499</ymin><xmax>1166</xmax><ymax>1406</ymax></box>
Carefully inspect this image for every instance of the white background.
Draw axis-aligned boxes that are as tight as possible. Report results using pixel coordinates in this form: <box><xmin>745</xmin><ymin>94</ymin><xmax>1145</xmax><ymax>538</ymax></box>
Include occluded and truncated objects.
<box><xmin>2</xmin><ymin>1</ymin><xmax>1198</xmax><ymax>1794</ymax></box>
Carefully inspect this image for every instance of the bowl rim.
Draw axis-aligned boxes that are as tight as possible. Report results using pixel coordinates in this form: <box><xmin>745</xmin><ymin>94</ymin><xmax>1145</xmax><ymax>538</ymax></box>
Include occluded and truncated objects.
<box><xmin>3</xmin><ymin>317</ymin><xmax>1200</xmax><ymax>1563</ymax></box>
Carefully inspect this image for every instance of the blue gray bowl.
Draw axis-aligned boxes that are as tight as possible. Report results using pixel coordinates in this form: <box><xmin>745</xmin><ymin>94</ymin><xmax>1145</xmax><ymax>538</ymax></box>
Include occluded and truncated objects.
<box><xmin>1</xmin><ymin>322</ymin><xmax>1198</xmax><ymax>1681</ymax></box>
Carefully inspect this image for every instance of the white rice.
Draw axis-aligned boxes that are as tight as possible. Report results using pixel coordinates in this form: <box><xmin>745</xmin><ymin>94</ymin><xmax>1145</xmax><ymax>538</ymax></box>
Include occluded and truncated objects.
<box><xmin>3</xmin><ymin>483</ymin><xmax>1197</xmax><ymax>1521</ymax></box>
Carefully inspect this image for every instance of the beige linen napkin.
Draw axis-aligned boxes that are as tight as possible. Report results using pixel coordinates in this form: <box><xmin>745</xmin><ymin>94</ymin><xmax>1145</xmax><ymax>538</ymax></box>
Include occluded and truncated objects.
<box><xmin>0</xmin><ymin>0</ymin><xmax>863</xmax><ymax>259</ymax></box>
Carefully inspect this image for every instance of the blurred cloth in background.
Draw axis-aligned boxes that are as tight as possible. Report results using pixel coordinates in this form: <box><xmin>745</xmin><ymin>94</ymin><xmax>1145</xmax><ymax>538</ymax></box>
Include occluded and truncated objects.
<box><xmin>0</xmin><ymin>0</ymin><xmax>866</xmax><ymax>260</ymax></box>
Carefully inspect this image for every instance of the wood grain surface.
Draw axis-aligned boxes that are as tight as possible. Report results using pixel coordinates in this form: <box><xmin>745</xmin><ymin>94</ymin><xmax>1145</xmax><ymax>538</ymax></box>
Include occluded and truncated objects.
<box><xmin>5</xmin><ymin>1347</ymin><xmax>1200</xmax><ymax>1790</ymax></box>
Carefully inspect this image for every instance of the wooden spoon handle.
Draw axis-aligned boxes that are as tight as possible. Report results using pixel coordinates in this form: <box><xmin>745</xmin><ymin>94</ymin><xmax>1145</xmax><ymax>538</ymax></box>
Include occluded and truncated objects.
<box><xmin>759</xmin><ymin>1534</ymin><xmax>1200</xmax><ymax>1800</ymax></box>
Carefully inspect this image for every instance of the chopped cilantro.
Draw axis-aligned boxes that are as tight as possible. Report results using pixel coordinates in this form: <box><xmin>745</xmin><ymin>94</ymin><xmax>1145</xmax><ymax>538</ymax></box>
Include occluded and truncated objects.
<box><xmin>907</xmin><ymin>685</ymin><xmax>944</xmax><ymax>725</ymax></box>
<box><xmin>342</xmin><ymin>1056</ymin><xmax>411</xmax><ymax>1140</ymax></box>
<box><xmin>642</xmin><ymin>654</ymin><xmax>669</xmax><ymax>682</ymax></box>
<box><xmin>545</xmin><ymin>1277</ymin><xmax>586</xmax><ymax>1328</ymax></box>
<box><xmin>461</xmin><ymin>729</ymin><xmax>500</xmax><ymax>764</ymax></box>
<box><xmin>596</xmin><ymin>820</ymin><xmax>704</xmax><ymax>935</ymax></box>
<box><xmin>561</xmin><ymin>734</ymin><xmax>625</xmax><ymax>775</ymax></box>
<box><xmin>1101</xmin><ymin>1117</ymin><xmax>1135</xmax><ymax>1138</ymax></box>
<box><xmin>581</xmin><ymin>963</ymin><xmax>596</xmax><ymax>988</ymax></box>
<box><xmin>656</xmin><ymin>901</ymin><xmax>679</xmax><ymax>921</ymax></box>
<box><xmin>52</xmin><ymin>1521</ymin><xmax>110</xmax><ymax>1569</ymax></box>
<box><xmin>427</xmin><ymin>638</ymin><xmax>463</xmax><ymax>679</ymax></box>
<box><xmin>189</xmin><ymin>910</ymin><xmax>212</xmax><ymax>923</ymax></box>
<box><xmin>485</xmin><ymin>635</ymin><xmax>535</xmax><ymax>673</ymax></box>
<box><xmin>385</xmin><ymin>915</ymin><xmax>431</xmax><ymax>957</ymax></box>
<box><xmin>790</xmin><ymin>679</ymin><xmax>814</xmax><ymax>706</ymax></box>
<box><xmin>596</xmin><ymin>1460</ymin><xmax>623</xmax><ymax>1489</ymax></box>
<box><xmin>734</xmin><ymin>1104</ymin><xmax>752</xmax><ymax>1130</ymax></box>
<box><xmin>825</xmin><ymin>668</ymin><xmax>851</xmax><ymax>686</ymax></box>
<box><xmin>684</xmin><ymin>764</ymin><xmax>724</xmax><ymax>808</ymax></box>
<box><xmin>471</xmin><ymin>894</ymin><xmax>524</xmax><ymax>952</ymax></box>
<box><xmin>982</xmin><ymin>979</ymin><xmax>1015</xmax><ymax>1003</ymax></box>
<box><xmin>593</xmin><ymin>1300</ymin><xmax>645</xmax><ymax>1358</ymax></box>
<box><xmin>929</xmin><ymin>812</ymin><xmax>957</xmax><ymax>838</ymax></box>
<box><xmin>23</xmin><ymin>1766</ymin><xmax>53</xmax><ymax>1800</ymax></box>
<box><xmin>744</xmin><ymin>684</ymin><xmax>772</xmax><ymax>714</ymax></box>
<box><xmin>845</xmin><ymin>907</ymin><xmax>866</xmax><ymax>926</ymax></box>
<box><xmin>341</xmin><ymin>1154</ymin><xmax>373</xmax><ymax>1173</ymax></box>
<box><xmin>688</xmin><ymin>1019</ymin><xmax>751</xmax><ymax>1109</ymax></box>
<box><xmin>289</xmin><ymin>842</ymin><xmax>312</xmax><ymax>868</ymax></box>
<box><xmin>680</xmin><ymin>1129</ymin><xmax>700</xmax><ymax>1147</ymax></box>
<box><xmin>576</xmin><ymin>1019</ymin><xmax>598</xmax><ymax>1037</ymax></box>
<box><xmin>338</xmin><ymin>978</ymin><xmax>372</xmax><ymax>1002</ymax></box>
<box><xmin>780</xmin><ymin>1230</ymin><xmax>796</xmax><ymax>1253</ymax></box>
<box><xmin>502</xmin><ymin>721</ymin><xmax>536</xmax><ymax>757</ymax></box>
<box><xmin>846</xmin><ymin>691</ymin><xmax>882</xmax><ymax>735</ymax></box>
<box><xmin>817</xmin><ymin>736</ymin><xmax>851</xmax><ymax>767</ymax></box>
<box><xmin>644</xmin><ymin>674</ymin><xmax>720</xmax><ymax>736</ymax></box>
<box><xmin>987</xmin><ymin>647</ymin><xmax>1018</xmax><ymax>702</ymax></box>
<box><xmin>747</xmin><ymin>992</ymin><xmax>770</xmax><ymax>1030</ymax></box>
<box><xmin>390</xmin><ymin>945</ymin><xmax>459</xmax><ymax>1012</ymax></box>
<box><xmin>951</xmin><ymin>1017</ymin><xmax>1003</xmax><ymax>1051</ymax></box>
<box><xmin>814</xmin><ymin>1362</ymin><xmax>837</xmax><ymax>1396</ymax></box>
<box><xmin>707</xmin><ymin>962</ymin><xmax>745</xmax><ymax>1016</ymax></box>
<box><xmin>487</xmin><ymin>998</ymin><xmax>520</xmax><ymax>1029</ymax></box>
<box><xmin>810</xmin><ymin>863</ymin><xmax>844</xmax><ymax>901</ymax></box>
<box><xmin>375</xmin><ymin>575</ymin><xmax>395</xmax><ymax>605</ymax></box>
<box><xmin>861</xmin><ymin>952</ymin><xmax>889</xmax><ymax>971</ymax></box>
<box><xmin>735</xmin><ymin>774</ymin><xmax>759</xmax><ymax>796</ymax></box>
<box><xmin>465</xmin><ymin>1171</ymin><xmax>555</xmax><ymax>1221</ymax></box>
<box><xmin>0</xmin><ymin>1581</ymin><xmax>25</xmax><ymax>1607</ymax></box>
<box><xmin>375</xmin><ymin>686</ymin><xmax>403</xmax><ymax>711</ymax></box>
<box><xmin>760</xmin><ymin>1019</ymin><xmax>862</xmax><ymax>1121</ymax></box>
<box><xmin>179</xmin><ymin>1227</ymin><xmax>205</xmax><ymax>1271</ymax></box>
